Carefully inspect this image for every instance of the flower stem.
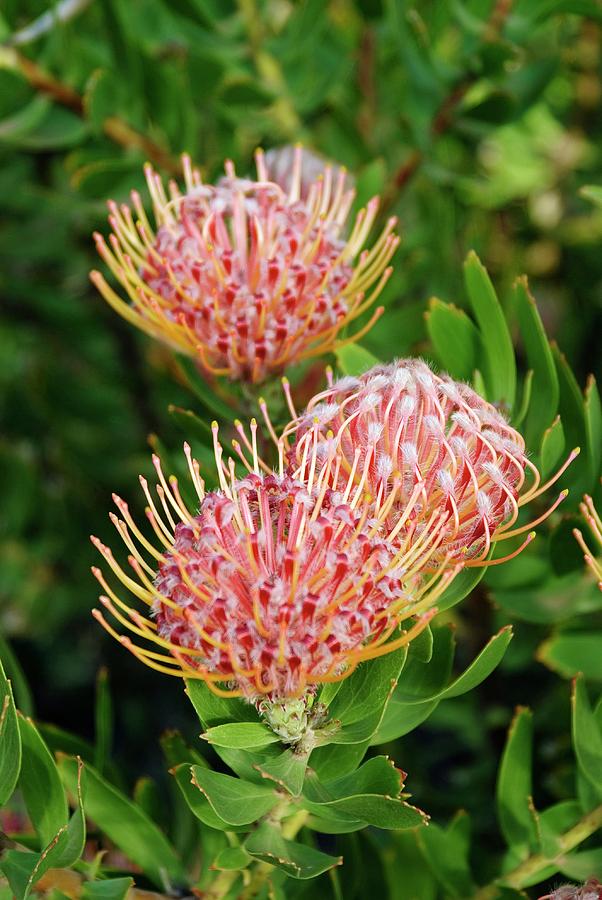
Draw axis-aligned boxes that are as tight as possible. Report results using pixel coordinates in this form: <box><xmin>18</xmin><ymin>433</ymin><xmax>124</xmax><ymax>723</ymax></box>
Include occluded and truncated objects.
<box><xmin>472</xmin><ymin>803</ymin><xmax>602</xmax><ymax>899</ymax></box>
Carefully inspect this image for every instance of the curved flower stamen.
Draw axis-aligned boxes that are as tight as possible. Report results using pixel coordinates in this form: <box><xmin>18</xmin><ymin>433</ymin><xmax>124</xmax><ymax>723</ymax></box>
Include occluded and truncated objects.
<box><xmin>91</xmin><ymin>148</ymin><xmax>399</xmax><ymax>383</ymax></box>
<box><xmin>573</xmin><ymin>490</ymin><xmax>602</xmax><ymax>590</ymax></box>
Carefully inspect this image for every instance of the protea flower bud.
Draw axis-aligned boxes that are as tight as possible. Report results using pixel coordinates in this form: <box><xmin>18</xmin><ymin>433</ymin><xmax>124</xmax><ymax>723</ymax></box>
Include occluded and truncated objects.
<box><xmin>91</xmin><ymin>148</ymin><xmax>398</xmax><ymax>383</ymax></box>
<box><xmin>90</xmin><ymin>421</ymin><xmax>452</xmax><ymax>700</ymax></box>
<box><xmin>278</xmin><ymin>359</ymin><xmax>577</xmax><ymax>568</ymax></box>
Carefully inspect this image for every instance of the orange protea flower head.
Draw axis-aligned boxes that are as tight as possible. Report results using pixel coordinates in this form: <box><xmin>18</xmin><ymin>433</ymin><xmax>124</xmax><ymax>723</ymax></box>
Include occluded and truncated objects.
<box><xmin>280</xmin><ymin>359</ymin><xmax>578</xmax><ymax>568</ymax></box>
<box><xmin>91</xmin><ymin>420</ymin><xmax>456</xmax><ymax>700</ymax></box>
<box><xmin>91</xmin><ymin>148</ymin><xmax>398</xmax><ymax>383</ymax></box>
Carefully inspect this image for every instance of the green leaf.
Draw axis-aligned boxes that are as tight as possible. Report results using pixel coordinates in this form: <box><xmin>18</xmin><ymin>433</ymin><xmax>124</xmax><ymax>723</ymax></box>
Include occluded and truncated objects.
<box><xmin>81</xmin><ymin>877</ymin><xmax>134</xmax><ymax>900</ymax></box>
<box><xmin>540</xmin><ymin>415</ymin><xmax>565</xmax><ymax>479</ymax></box>
<box><xmin>303</xmin><ymin>788</ymin><xmax>427</xmax><ymax>830</ymax></box>
<box><xmin>513</xmin><ymin>369</ymin><xmax>533</xmax><ymax>429</ymax></box>
<box><xmin>254</xmin><ymin>749</ymin><xmax>309</xmax><ymax>796</ymax></box>
<box><xmin>212</xmin><ymin>846</ymin><xmax>252</xmax><ymax>871</ymax></box>
<box><xmin>321</xmin><ymin>756</ymin><xmax>403</xmax><ymax>800</ymax></box>
<box><xmin>433</xmin><ymin>626</ymin><xmax>513</xmax><ymax>701</ymax></box>
<box><xmin>0</xmin><ymin>633</ymin><xmax>34</xmax><ymax>716</ymax></box>
<box><xmin>538</xmin><ymin>632</ymin><xmax>602</xmax><ymax>680</ymax></box>
<box><xmin>0</xmin><ymin>658</ymin><xmax>21</xmax><ymax>807</ymax></box>
<box><xmin>2</xmin><ymin>759</ymin><xmax>88</xmax><ymax>900</ymax></box>
<box><xmin>302</xmin><ymin>758</ymin><xmax>426</xmax><ymax>829</ymax></box>
<box><xmin>580</xmin><ymin>184</ymin><xmax>602</xmax><ymax>207</ymax></box>
<box><xmin>58</xmin><ymin>755</ymin><xmax>185</xmax><ymax>887</ymax></box>
<box><xmin>388</xmin><ymin>625</ymin><xmax>455</xmax><ymax>705</ymax></box>
<box><xmin>513</xmin><ymin>276</ymin><xmax>559</xmax><ymax>447</ymax></box>
<box><xmin>168</xmin><ymin>404</ymin><xmax>213</xmax><ymax>442</ymax></box>
<box><xmin>496</xmin><ymin>707</ymin><xmax>538</xmax><ymax>853</ymax></box>
<box><xmin>175</xmin><ymin>355</ymin><xmax>236</xmax><ymax>421</ymax></box>
<box><xmin>17</xmin><ymin>713</ymin><xmax>68</xmax><ymax>847</ymax></box>
<box><xmin>538</xmin><ymin>800</ymin><xmax>582</xmax><ymax>858</ymax></box>
<box><xmin>172</xmin><ymin>763</ymin><xmax>240</xmax><ymax>831</ymax></box>
<box><xmin>321</xmin><ymin>646</ymin><xmax>408</xmax><ymax>743</ymax></box>
<box><xmin>190</xmin><ymin>765</ymin><xmax>279</xmax><ymax>825</ymax></box>
<box><xmin>201</xmin><ymin>722</ymin><xmax>280</xmax><ymax>749</ymax></box>
<box><xmin>463</xmin><ymin>250</ymin><xmax>516</xmax><ymax>410</ymax></box>
<box><xmin>425</xmin><ymin>298</ymin><xmax>481</xmax><ymax>381</ymax></box>
<box><xmin>27</xmin><ymin>757</ymin><xmax>86</xmax><ymax>890</ymax></box>
<box><xmin>244</xmin><ymin>822</ymin><xmax>342</xmax><ymax>879</ymax></box>
<box><xmin>335</xmin><ymin>344</ymin><xmax>380</xmax><ymax>376</ymax></box>
<box><xmin>94</xmin><ymin>668</ymin><xmax>112</xmax><ymax>777</ymax></box>
<box><xmin>571</xmin><ymin>675</ymin><xmax>602</xmax><ymax>800</ymax></box>
<box><xmin>185</xmin><ymin>679</ymin><xmax>259</xmax><ymax>728</ymax></box>
<box><xmin>417</xmin><ymin>811</ymin><xmax>475</xmax><ymax>898</ymax></box>
<box><xmin>437</xmin><ymin>563</ymin><xmax>487</xmax><ymax>612</ymax></box>
<box><xmin>584</xmin><ymin>375</ymin><xmax>602</xmax><ymax>488</ymax></box>
<box><xmin>371</xmin><ymin>699</ymin><xmax>439</xmax><ymax>745</ymax></box>
<box><xmin>0</xmin><ymin>96</ymin><xmax>51</xmax><ymax>145</ymax></box>
<box><xmin>553</xmin><ymin>344</ymin><xmax>589</xmax><ymax>494</ymax></box>
<box><xmin>560</xmin><ymin>847</ymin><xmax>602</xmax><ymax>881</ymax></box>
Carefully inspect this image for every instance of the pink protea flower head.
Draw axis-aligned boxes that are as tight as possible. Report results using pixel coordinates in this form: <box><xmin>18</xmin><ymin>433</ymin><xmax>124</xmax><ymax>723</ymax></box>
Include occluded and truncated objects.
<box><xmin>90</xmin><ymin>148</ymin><xmax>398</xmax><ymax>383</ymax></box>
<box><xmin>278</xmin><ymin>359</ymin><xmax>578</xmax><ymax>569</ymax></box>
<box><xmin>90</xmin><ymin>420</ymin><xmax>455</xmax><ymax>700</ymax></box>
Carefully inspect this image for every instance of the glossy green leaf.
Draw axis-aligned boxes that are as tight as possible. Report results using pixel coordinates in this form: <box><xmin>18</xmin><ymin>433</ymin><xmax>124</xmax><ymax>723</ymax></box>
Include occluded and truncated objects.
<box><xmin>94</xmin><ymin>667</ymin><xmax>112</xmax><ymax>777</ymax></box>
<box><xmin>58</xmin><ymin>755</ymin><xmax>185</xmax><ymax>887</ymax></box>
<box><xmin>580</xmin><ymin>184</ymin><xmax>602</xmax><ymax>207</ymax></box>
<box><xmin>335</xmin><ymin>344</ymin><xmax>380</xmax><ymax>376</ymax></box>
<box><xmin>371</xmin><ymin>698</ymin><xmax>439</xmax><ymax>745</ymax></box>
<box><xmin>584</xmin><ymin>375</ymin><xmax>602</xmax><ymax>487</ymax></box>
<box><xmin>434</xmin><ymin>626</ymin><xmax>513</xmax><ymax>701</ymax></box>
<box><xmin>0</xmin><ymin>658</ymin><xmax>21</xmax><ymax>807</ymax></box>
<box><xmin>321</xmin><ymin>646</ymin><xmax>408</xmax><ymax>743</ymax></box>
<box><xmin>571</xmin><ymin>675</ymin><xmax>602</xmax><ymax>799</ymax></box>
<box><xmin>381</xmin><ymin>831</ymin><xmax>438</xmax><ymax>900</ymax></box>
<box><xmin>185</xmin><ymin>679</ymin><xmax>259</xmax><ymax>728</ymax></box>
<box><xmin>417</xmin><ymin>811</ymin><xmax>475</xmax><ymax>898</ymax></box>
<box><xmin>540</xmin><ymin>415</ymin><xmax>565</xmax><ymax>478</ymax></box>
<box><xmin>437</xmin><ymin>563</ymin><xmax>487</xmax><ymax>612</ymax></box>
<box><xmin>244</xmin><ymin>822</ymin><xmax>342</xmax><ymax>879</ymax></box>
<box><xmin>81</xmin><ymin>877</ymin><xmax>134</xmax><ymax>900</ymax></box>
<box><xmin>494</xmin><ymin>572</ymin><xmax>602</xmax><ymax>624</ymax></box>
<box><xmin>303</xmin><ymin>789</ymin><xmax>427</xmax><ymax>830</ymax></box>
<box><xmin>254</xmin><ymin>748</ymin><xmax>309</xmax><ymax>796</ymax></box>
<box><xmin>25</xmin><ymin>757</ymin><xmax>86</xmax><ymax>895</ymax></box>
<box><xmin>201</xmin><ymin>722</ymin><xmax>280</xmax><ymax>749</ymax></box>
<box><xmin>496</xmin><ymin>707</ymin><xmax>538</xmax><ymax>852</ymax></box>
<box><xmin>538</xmin><ymin>632</ymin><xmax>602</xmax><ymax>680</ymax></box>
<box><xmin>2</xmin><ymin>759</ymin><xmax>88</xmax><ymax>900</ymax></box>
<box><xmin>513</xmin><ymin>276</ymin><xmax>559</xmax><ymax>447</ymax></box>
<box><xmin>212</xmin><ymin>846</ymin><xmax>252</xmax><ymax>871</ymax></box>
<box><xmin>0</xmin><ymin>96</ymin><xmax>50</xmax><ymax>145</ymax></box>
<box><xmin>388</xmin><ymin>625</ymin><xmax>455</xmax><ymax>704</ymax></box>
<box><xmin>560</xmin><ymin>847</ymin><xmax>602</xmax><ymax>881</ymax></box>
<box><xmin>321</xmin><ymin>755</ymin><xmax>403</xmax><ymax>800</ymax></box>
<box><xmin>425</xmin><ymin>298</ymin><xmax>481</xmax><ymax>381</ymax></box>
<box><xmin>553</xmin><ymin>344</ymin><xmax>589</xmax><ymax>494</ymax></box>
<box><xmin>537</xmin><ymin>800</ymin><xmax>582</xmax><ymax>858</ymax></box>
<box><xmin>189</xmin><ymin>765</ymin><xmax>279</xmax><ymax>825</ymax></box>
<box><xmin>17</xmin><ymin>713</ymin><xmax>68</xmax><ymax>847</ymax></box>
<box><xmin>463</xmin><ymin>250</ymin><xmax>516</xmax><ymax>409</ymax></box>
<box><xmin>512</xmin><ymin>369</ymin><xmax>533</xmax><ymax>429</ymax></box>
<box><xmin>172</xmin><ymin>763</ymin><xmax>239</xmax><ymax>831</ymax></box>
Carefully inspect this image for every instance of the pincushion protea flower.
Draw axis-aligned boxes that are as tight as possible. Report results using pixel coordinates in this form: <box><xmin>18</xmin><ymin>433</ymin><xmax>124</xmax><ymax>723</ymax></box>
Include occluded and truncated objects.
<box><xmin>90</xmin><ymin>148</ymin><xmax>398</xmax><ymax>383</ymax></box>
<box><xmin>573</xmin><ymin>489</ymin><xmax>602</xmax><ymax>590</ymax></box>
<box><xmin>275</xmin><ymin>359</ymin><xmax>578</xmax><ymax>568</ymax></box>
<box><xmin>91</xmin><ymin>422</ymin><xmax>456</xmax><ymax>699</ymax></box>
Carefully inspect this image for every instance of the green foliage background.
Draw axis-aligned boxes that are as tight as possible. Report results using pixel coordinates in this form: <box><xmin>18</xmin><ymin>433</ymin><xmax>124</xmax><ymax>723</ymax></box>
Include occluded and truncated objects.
<box><xmin>1</xmin><ymin>1</ymin><xmax>602</xmax><ymax>897</ymax></box>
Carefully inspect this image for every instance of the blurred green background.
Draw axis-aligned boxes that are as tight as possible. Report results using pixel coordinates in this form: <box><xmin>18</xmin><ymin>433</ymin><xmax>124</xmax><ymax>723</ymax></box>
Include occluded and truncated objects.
<box><xmin>1</xmin><ymin>0</ymin><xmax>601</xmax><ymax>891</ymax></box>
